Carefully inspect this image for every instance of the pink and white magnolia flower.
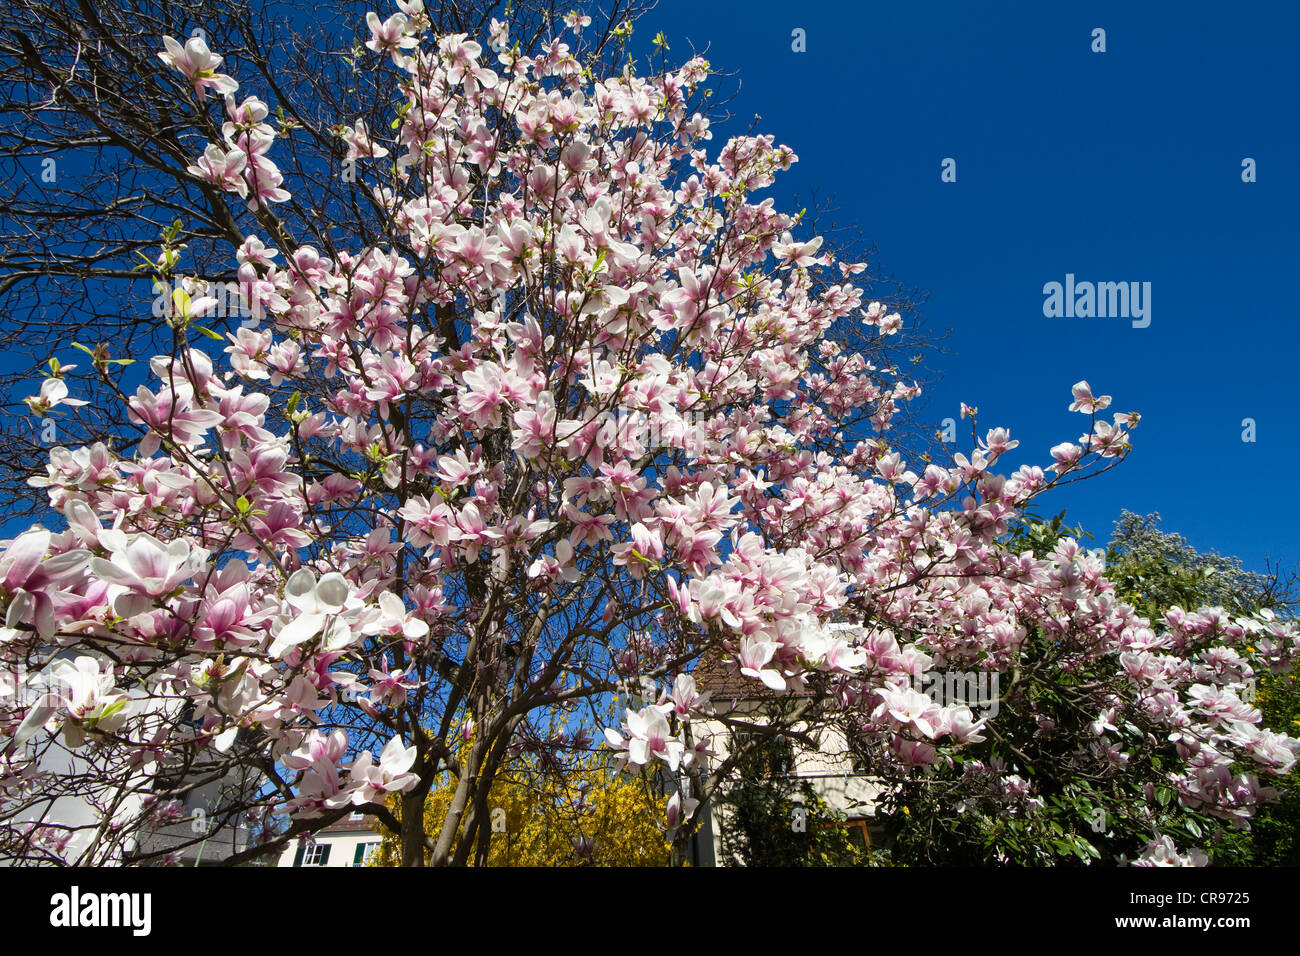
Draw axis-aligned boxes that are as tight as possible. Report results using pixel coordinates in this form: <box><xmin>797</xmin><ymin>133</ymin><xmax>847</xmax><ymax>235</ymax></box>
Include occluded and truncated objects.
<box><xmin>158</xmin><ymin>35</ymin><xmax>239</xmax><ymax>98</ymax></box>
<box><xmin>875</xmin><ymin>684</ymin><xmax>940</xmax><ymax>738</ymax></box>
<box><xmin>563</xmin><ymin>11</ymin><xmax>592</xmax><ymax>32</ymax></box>
<box><xmin>25</xmin><ymin>376</ymin><xmax>88</xmax><ymax>417</ymax></box>
<box><xmin>604</xmin><ymin>705</ymin><xmax>685</xmax><ymax>771</ymax></box>
<box><xmin>361</xmin><ymin>591</ymin><xmax>430</xmax><ymax>643</ymax></box>
<box><xmin>34</xmin><ymin>656</ymin><xmax>133</xmax><ymax>748</ymax></box>
<box><xmin>366</xmin><ymin>665</ymin><xmax>420</xmax><ymax>708</ymax></box>
<box><xmin>664</xmin><ymin>790</ymin><xmax>699</xmax><ymax>830</ymax></box>
<box><xmin>349</xmin><ymin>736</ymin><xmax>420</xmax><ymax>803</ymax></box>
<box><xmin>772</xmin><ymin>232</ymin><xmax>824</xmax><ymax>268</ymax></box>
<box><xmin>341</xmin><ymin>119</ymin><xmax>389</xmax><ymax>162</ymax></box>
<box><xmin>611</xmin><ymin>523</ymin><xmax>664</xmax><ymax>579</ymax></box>
<box><xmin>1</xmin><ymin>528</ymin><xmax>85</xmax><ymax>639</ymax></box>
<box><xmin>90</xmin><ymin>531</ymin><xmax>209</xmax><ymax>618</ymax></box>
<box><xmin>283</xmin><ymin>729</ymin><xmax>349</xmax><ymax>771</ymax></box>
<box><xmin>937</xmin><ymin>705</ymin><xmax>989</xmax><ymax>744</ymax></box>
<box><xmin>126</xmin><ymin>383</ymin><xmax>224</xmax><ymax>457</ymax></box>
<box><xmin>798</xmin><ymin>628</ymin><xmax>867</xmax><ymax>673</ymax></box>
<box><xmin>661</xmin><ymin>673</ymin><xmax>710</xmax><ymax>720</ymax></box>
<box><xmin>187</xmin><ymin>144</ymin><xmax>249</xmax><ymax>196</ymax></box>
<box><xmin>1068</xmin><ymin>380</ymin><xmax>1112</xmax><ymax>414</ymax></box>
<box><xmin>365</xmin><ymin>11</ymin><xmax>419</xmax><ymax>62</ymax></box>
<box><xmin>269</xmin><ymin>568</ymin><xmax>353</xmax><ymax>657</ymax></box>
<box><xmin>736</xmin><ymin>637</ymin><xmax>786</xmax><ymax>691</ymax></box>
<box><xmin>1133</xmin><ymin>834</ymin><xmax>1209</xmax><ymax>867</ymax></box>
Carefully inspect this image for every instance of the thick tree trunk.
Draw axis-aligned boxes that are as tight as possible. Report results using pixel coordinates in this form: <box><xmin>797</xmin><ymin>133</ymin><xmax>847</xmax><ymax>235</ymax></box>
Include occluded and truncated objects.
<box><xmin>430</xmin><ymin>740</ymin><xmax>483</xmax><ymax>865</ymax></box>
<box><xmin>400</xmin><ymin>789</ymin><xmax>427</xmax><ymax>867</ymax></box>
<box><xmin>473</xmin><ymin>808</ymin><xmax>492</xmax><ymax>866</ymax></box>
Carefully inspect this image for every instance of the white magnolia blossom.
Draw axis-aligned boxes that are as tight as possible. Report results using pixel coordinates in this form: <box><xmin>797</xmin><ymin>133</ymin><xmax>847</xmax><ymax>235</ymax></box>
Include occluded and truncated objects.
<box><xmin>1133</xmin><ymin>835</ymin><xmax>1209</xmax><ymax>867</ymax></box>
<box><xmin>269</xmin><ymin>568</ymin><xmax>353</xmax><ymax>656</ymax></box>
<box><xmin>349</xmin><ymin>735</ymin><xmax>419</xmax><ymax>803</ymax></box>
<box><xmin>659</xmin><ymin>673</ymin><xmax>710</xmax><ymax>720</ymax></box>
<box><xmin>15</xmin><ymin>656</ymin><xmax>132</xmax><ymax>748</ymax></box>
<box><xmin>604</xmin><ymin>705</ymin><xmax>685</xmax><ymax>771</ymax></box>
<box><xmin>360</xmin><ymin>591</ymin><xmax>430</xmax><ymax>641</ymax></box>
<box><xmin>25</xmin><ymin>376</ymin><xmax>88</xmax><ymax>417</ymax></box>
<box><xmin>737</xmin><ymin>637</ymin><xmax>785</xmax><ymax>691</ymax></box>
<box><xmin>90</xmin><ymin>531</ymin><xmax>209</xmax><ymax>618</ymax></box>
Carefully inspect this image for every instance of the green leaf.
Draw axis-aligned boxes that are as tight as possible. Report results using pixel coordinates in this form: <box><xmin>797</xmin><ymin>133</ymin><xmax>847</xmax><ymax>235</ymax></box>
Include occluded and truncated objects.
<box><xmin>96</xmin><ymin>698</ymin><xmax>128</xmax><ymax>722</ymax></box>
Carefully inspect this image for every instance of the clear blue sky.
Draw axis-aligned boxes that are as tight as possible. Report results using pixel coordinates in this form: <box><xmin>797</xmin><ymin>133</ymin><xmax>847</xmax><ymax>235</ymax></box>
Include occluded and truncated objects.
<box><xmin>642</xmin><ymin>0</ymin><xmax>1300</xmax><ymax>574</ymax></box>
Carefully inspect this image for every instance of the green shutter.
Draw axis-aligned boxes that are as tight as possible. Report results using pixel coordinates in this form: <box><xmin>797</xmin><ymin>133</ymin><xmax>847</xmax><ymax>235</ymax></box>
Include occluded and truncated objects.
<box><xmin>319</xmin><ymin>843</ymin><xmax>332</xmax><ymax>865</ymax></box>
<box><xmin>292</xmin><ymin>844</ymin><xmax>304</xmax><ymax>867</ymax></box>
<box><xmin>354</xmin><ymin>842</ymin><xmax>366</xmax><ymax>867</ymax></box>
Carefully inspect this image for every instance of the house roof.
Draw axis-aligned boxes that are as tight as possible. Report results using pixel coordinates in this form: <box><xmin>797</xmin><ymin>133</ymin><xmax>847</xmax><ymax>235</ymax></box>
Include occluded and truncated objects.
<box><xmin>316</xmin><ymin>813</ymin><xmax>381</xmax><ymax>835</ymax></box>
<box><xmin>692</xmin><ymin>646</ymin><xmax>812</xmax><ymax>704</ymax></box>
<box><xmin>692</xmin><ymin>646</ymin><xmax>760</xmax><ymax>700</ymax></box>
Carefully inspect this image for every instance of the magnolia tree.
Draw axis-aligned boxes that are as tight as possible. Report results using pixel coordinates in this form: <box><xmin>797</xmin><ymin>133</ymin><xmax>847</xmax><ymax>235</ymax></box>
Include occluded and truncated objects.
<box><xmin>1</xmin><ymin>4</ymin><xmax>1296</xmax><ymax>867</ymax></box>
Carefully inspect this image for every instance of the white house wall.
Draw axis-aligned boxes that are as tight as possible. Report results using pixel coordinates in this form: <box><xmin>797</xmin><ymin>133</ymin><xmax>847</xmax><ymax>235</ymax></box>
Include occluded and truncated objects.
<box><xmin>278</xmin><ymin>828</ymin><xmax>382</xmax><ymax>867</ymax></box>
<box><xmin>692</xmin><ymin>712</ymin><xmax>883</xmax><ymax>866</ymax></box>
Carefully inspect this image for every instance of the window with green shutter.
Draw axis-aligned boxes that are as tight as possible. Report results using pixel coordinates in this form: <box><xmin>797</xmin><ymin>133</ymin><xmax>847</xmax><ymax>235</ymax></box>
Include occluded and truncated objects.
<box><xmin>353</xmin><ymin>842</ymin><xmax>378</xmax><ymax>866</ymax></box>
<box><xmin>302</xmin><ymin>843</ymin><xmax>330</xmax><ymax>866</ymax></box>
